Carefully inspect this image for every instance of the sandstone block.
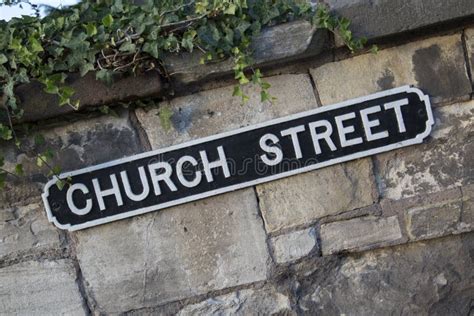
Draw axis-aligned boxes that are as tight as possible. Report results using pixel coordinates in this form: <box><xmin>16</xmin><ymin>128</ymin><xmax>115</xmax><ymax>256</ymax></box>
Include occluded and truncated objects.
<box><xmin>311</xmin><ymin>34</ymin><xmax>471</xmax><ymax>105</ymax></box>
<box><xmin>74</xmin><ymin>189</ymin><xmax>269</xmax><ymax>313</ymax></box>
<box><xmin>375</xmin><ymin>101</ymin><xmax>473</xmax><ymax>200</ymax></box>
<box><xmin>0</xmin><ymin>259</ymin><xmax>86</xmax><ymax>315</ymax></box>
<box><xmin>464</xmin><ymin>28</ymin><xmax>474</xmax><ymax>90</ymax></box>
<box><xmin>178</xmin><ymin>286</ymin><xmax>293</xmax><ymax>315</ymax></box>
<box><xmin>257</xmin><ymin>158</ymin><xmax>377</xmax><ymax>233</ymax></box>
<box><xmin>0</xmin><ymin>203</ymin><xmax>61</xmax><ymax>260</ymax></box>
<box><xmin>320</xmin><ymin>216</ymin><xmax>403</xmax><ymax>255</ymax></box>
<box><xmin>298</xmin><ymin>233</ymin><xmax>474</xmax><ymax>315</ymax></box>
<box><xmin>271</xmin><ymin>227</ymin><xmax>317</xmax><ymax>263</ymax></box>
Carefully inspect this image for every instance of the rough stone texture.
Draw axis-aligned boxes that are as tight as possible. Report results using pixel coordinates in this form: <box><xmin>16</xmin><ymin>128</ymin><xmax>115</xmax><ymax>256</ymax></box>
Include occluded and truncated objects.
<box><xmin>0</xmin><ymin>203</ymin><xmax>61</xmax><ymax>261</ymax></box>
<box><xmin>0</xmin><ymin>110</ymin><xmax>143</xmax><ymax>208</ymax></box>
<box><xmin>270</xmin><ymin>227</ymin><xmax>317</xmax><ymax>263</ymax></box>
<box><xmin>327</xmin><ymin>0</ymin><xmax>474</xmax><ymax>40</ymax></box>
<box><xmin>376</xmin><ymin>101</ymin><xmax>474</xmax><ymax>200</ymax></box>
<box><xmin>177</xmin><ymin>286</ymin><xmax>293</xmax><ymax>316</ymax></box>
<box><xmin>465</xmin><ymin>28</ymin><xmax>474</xmax><ymax>90</ymax></box>
<box><xmin>311</xmin><ymin>34</ymin><xmax>471</xmax><ymax>105</ymax></box>
<box><xmin>136</xmin><ymin>74</ymin><xmax>317</xmax><ymax>148</ymax></box>
<box><xmin>0</xmin><ymin>259</ymin><xmax>86</xmax><ymax>315</ymax></box>
<box><xmin>297</xmin><ymin>233</ymin><xmax>474</xmax><ymax>315</ymax></box>
<box><xmin>257</xmin><ymin>158</ymin><xmax>377</xmax><ymax>233</ymax></box>
<box><xmin>74</xmin><ymin>189</ymin><xmax>269</xmax><ymax>313</ymax></box>
<box><xmin>1</xmin><ymin>72</ymin><xmax>163</xmax><ymax>124</ymax></box>
<box><xmin>163</xmin><ymin>21</ymin><xmax>327</xmax><ymax>87</ymax></box>
<box><xmin>406</xmin><ymin>202</ymin><xmax>465</xmax><ymax>240</ymax></box>
<box><xmin>462</xmin><ymin>184</ymin><xmax>474</xmax><ymax>231</ymax></box>
<box><xmin>320</xmin><ymin>216</ymin><xmax>403</xmax><ymax>255</ymax></box>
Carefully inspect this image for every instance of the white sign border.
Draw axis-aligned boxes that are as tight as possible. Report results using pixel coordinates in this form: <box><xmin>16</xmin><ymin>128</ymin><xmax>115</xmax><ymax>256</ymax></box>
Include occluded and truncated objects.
<box><xmin>42</xmin><ymin>85</ymin><xmax>434</xmax><ymax>231</ymax></box>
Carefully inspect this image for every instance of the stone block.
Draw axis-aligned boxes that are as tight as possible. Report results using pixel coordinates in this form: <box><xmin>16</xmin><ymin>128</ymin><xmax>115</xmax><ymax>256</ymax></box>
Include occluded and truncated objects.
<box><xmin>0</xmin><ymin>259</ymin><xmax>86</xmax><ymax>315</ymax></box>
<box><xmin>163</xmin><ymin>21</ymin><xmax>328</xmax><ymax>87</ymax></box>
<box><xmin>74</xmin><ymin>189</ymin><xmax>269</xmax><ymax>313</ymax></box>
<box><xmin>257</xmin><ymin>158</ymin><xmax>377</xmax><ymax>233</ymax></box>
<box><xmin>135</xmin><ymin>74</ymin><xmax>317</xmax><ymax>149</ymax></box>
<box><xmin>177</xmin><ymin>286</ymin><xmax>293</xmax><ymax>315</ymax></box>
<box><xmin>297</xmin><ymin>233</ymin><xmax>474</xmax><ymax>315</ymax></box>
<box><xmin>406</xmin><ymin>202</ymin><xmax>464</xmax><ymax>240</ymax></box>
<box><xmin>327</xmin><ymin>0</ymin><xmax>474</xmax><ymax>40</ymax></box>
<box><xmin>0</xmin><ymin>203</ymin><xmax>61</xmax><ymax>260</ymax></box>
<box><xmin>375</xmin><ymin>101</ymin><xmax>474</xmax><ymax>200</ymax></box>
<box><xmin>0</xmin><ymin>110</ymin><xmax>143</xmax><ymax>208</ymax></box>
<box><xmin>320</xmin><ymin>216</ymin><xmax>403</xmax><ymax>255</ymax></box>
<box><xmin>461</xmin><ymin>184</ymin><xmax>474</xmax><ymax>230</ymax></box>
<box><xmin>270</xmin><ymin>227</ymin><xmax>317</xmax><ymax>264</ymax></box>
<box><xmin>466</xmin><ymin>28</ymin><xmax>474</xmax><ymax>88</ymax></box>
<box><xmin>311</xmin><ymin>34</ymin><xmax>471</xmax><ymax>105</ymax></box>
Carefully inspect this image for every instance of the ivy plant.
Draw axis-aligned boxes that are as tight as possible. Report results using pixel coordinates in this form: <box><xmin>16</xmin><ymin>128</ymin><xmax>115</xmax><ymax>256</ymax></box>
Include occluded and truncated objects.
<box><xmin>0</xmin><ymin>0</ymin><xmax>371</xmax><ymax>189</ymax></box>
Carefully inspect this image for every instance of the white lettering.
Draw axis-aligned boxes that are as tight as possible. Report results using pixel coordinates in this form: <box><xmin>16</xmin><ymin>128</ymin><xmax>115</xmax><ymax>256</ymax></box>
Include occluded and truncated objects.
<box><xmin>176</xmin><ymin>155</ymin><xmax>202</xmax><ymax>188</ymax></box>
<box><xmin>360</xmin><ymin>105</ymin><xmax>389</xmax><ymax>141</ymax></box>
<box><xmin>199</xmin><ymin>146</ymin><xmax>230</xmax><ymax>182</ymax></box>
<box><xmin>120</xmin><ymin>167</ymin><xmax>150</xmax><ymax>202</ymax></box>
<box><xmin>149</xmin><ymin>162</ymin><xmax>178</xmax><ymax>196</ymax></box>
<box><xmin>308</xmin><ymin>120</ymin><xmax>337</xmax><ymax>154</ymax></box>
<box><xmin>66</xmin><ymin>183</ymin><xmax>92</xmax><ymax>216</ymax></box>
<box><xmin>280</xmin><ymin>125</ymin><xmax>305</xmax><ymax>159</ymax></box>
<box><xmin>335</xmin><ymin>112</ymin><xmax>363</xmax><ymax>147</ymax></box>
<box><xmin>259</xmin><ymin>133</ymin><xmax>283</xmax><ymax>166</ymax></box>
<box><xmin>92</xmin><ymin>175</ymin><xmax>124</xmax><ymax>211</ymax></box>
<box><xmin>384</xmin><ymin>98</ymin><xmax>408</xmax><ymax>133</ymax></box>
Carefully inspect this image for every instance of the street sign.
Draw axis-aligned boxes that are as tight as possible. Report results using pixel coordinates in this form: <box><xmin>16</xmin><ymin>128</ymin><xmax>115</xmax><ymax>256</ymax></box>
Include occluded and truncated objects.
<box><xmin>42</xmin><ymin>85</ymin><xmax>433</xmax><ymax>231</ymax></box>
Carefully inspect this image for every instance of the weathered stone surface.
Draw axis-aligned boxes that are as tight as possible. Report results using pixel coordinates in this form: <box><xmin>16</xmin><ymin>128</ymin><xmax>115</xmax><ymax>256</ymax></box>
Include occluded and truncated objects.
<box><xmin>320</xmin><ymin>216</ymin><xmax>403</xmax><ymax>255</ymax></box>
<box><xmin>406</xmin><ymin>202</ymin><xmax>465</xmax><ymax>240</ymax></box>
<box><xmin>271</xmin><ymin>227</ymin><xmax>317</xmax><ymax>263</ymax></box>
<box><xmin>136</xmin><ymin>74</ymin><xmax>317</xmax><ymax>148</ymax></box>
<box><xmin>327</xmin><ymin>0</ymin><xmax>474</xmax><ymax>40</ymax></box>
<box><xmin>257</xmin><ymin>158</ymin><xmax>377</xmax><ymax>233</ymax></box>
<box><xmin>465</xmin><ymin>28</ymin><xmax>474</xmax><ymax>90</ymax></box>
<box><xmin>74</xmin><ymin>189</ymin><xmax>269</xmax><ymax>313</ymax></box>
<box><xmin>0</xmin><ymin>110</ymin><xmax>143</xmax><ymax>208</ymax></box>
<box><xmin>1</xmin><ymin>72</ymin><xmax>163</xmax><ymax>124</ymax></box>
<box><xmin>462</xmin><ymin>184</ymin><xmax>474</xmax><ymax>231</ymax></box>
<box><xmin>0</xmin><ymin>203</ymin><xmax>61</xmax><ymax>260</ymax></box>
<box><xmin>375</xmin><ymin>101</ymin><xmax>474</xmax><ymax>200</ymax></box>
<box><xmin>311</xmin><ymin>34</ymin><xmax>471</xmax><ymax>105</ymax></box>
<box><xmin>297</xmin><ymin>233</ymin><xmax>474</xmax><ymax>315</ymax></box>
<box><xmin>164</xmin><ymin>21</ymin><xmax>327</xmax><ymax>86</ymax></box>
<box><xmin>178</xmin><ymin>286</ymin><xmax>293</xmax><ymax>315</ymax></box>
<box><xmin>0</xmin><ymin>259</ymin><xmax>86</xmax><ymax>315</ymax></box>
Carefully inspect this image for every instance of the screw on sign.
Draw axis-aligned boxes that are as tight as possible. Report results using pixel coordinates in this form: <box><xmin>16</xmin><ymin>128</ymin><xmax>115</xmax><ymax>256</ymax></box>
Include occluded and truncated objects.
<box><xmin>43</xmin><ymin>86</ymin><xmax>433</xmax><ymax>231</ymax></box>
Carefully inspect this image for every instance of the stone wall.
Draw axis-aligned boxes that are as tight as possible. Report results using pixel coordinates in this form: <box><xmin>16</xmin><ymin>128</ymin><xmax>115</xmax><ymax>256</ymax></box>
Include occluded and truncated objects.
<box><xmin>1</xmin><ymin>5</ymin><xmax>474</xmax><ymax>315</ymax></box>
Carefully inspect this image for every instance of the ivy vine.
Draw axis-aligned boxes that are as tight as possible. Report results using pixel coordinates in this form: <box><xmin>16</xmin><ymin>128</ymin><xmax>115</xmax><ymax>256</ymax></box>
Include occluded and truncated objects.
<box><xmin>0</xmin><ymin>0</ymin><xmax>372</xmax><ymax>189</ymax></box>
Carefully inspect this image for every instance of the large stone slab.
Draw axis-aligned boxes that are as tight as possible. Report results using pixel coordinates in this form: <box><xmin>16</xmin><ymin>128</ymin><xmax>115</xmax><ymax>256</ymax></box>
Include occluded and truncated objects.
<box><xmin>375</xmin><ymin>101</ymin><xmax>474</xmax><ymax>200</ymax></box>
<box><xmin>327</xmin><ymin>0</ymin><xmax>474</xmax><ymax>40</ymax></box>
<box><xmin>163</xmin><ymin>21</ymin><xmax>327</xmax><ymax>87</ymax></box>
<box><xmin>0</xmin><ymin>110</ymin><xmax>143</xmax><ymax>208</ymax></box>
<box><xmin>177</xmin><ymin>286</ymin><xmax>293</xmax><ymax>315</ymax></box>
<box><xmin>0</xmin><ymin>203</ymin><xmax>61</xmax><ymax>261</ymax></box>
<box><xmin>297</xmin><ymin>233</ymin><xmax>474</xmax><ymax>315</ymax></box>
<box><xmin>0</xmin><ymin>259</ymin><xmax>86</xmax><ymax>315</ymax></box>
<box><xmin>320</xmin><ymin>216</ymin><xmax>403</xmax><ymax>255</ymax></box>
<box><xmin>257</xmin><ymin>158</ymin><xmax>377</xmax><ymax>233</ymax></box>
<box><xmin>74</xmin><ymin>189</ymin><xmax>270</xmax><ymax>313</ymax></box>
<box><xmin>311</xmin><ymin>34</ymin><xmax>471</xmax><ymax>105</ymax></box>
<box><xmin>135</xmin><ymin>74</ymin><xmax>317</xmax><ymax>148</ymax></box>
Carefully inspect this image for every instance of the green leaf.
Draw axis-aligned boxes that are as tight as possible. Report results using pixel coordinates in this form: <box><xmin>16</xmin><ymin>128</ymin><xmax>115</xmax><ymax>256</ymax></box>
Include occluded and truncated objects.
<box><xmin>14</xmin><ymin>164</ymin><xmax>23</xmax><ymax>176</ymax></box>
<box><xmin>261</xmin><ymin>90</ymin><xmax>270</xmax><ymax>102</ymax></box>
<box><xmin>119</xmin><ymin>41</ymin><xmax>136</xmax><ymax>53</ymax></box>
<box><xmin>224</xmin><ymin>3</ymin><xmax>237</xmax><ymax>15</ymax></box>
<box><xmin>158</xmin><ymin>107</ymin><xmax>173</xmax><ymax>131</ymax></box>
<box><xmin>102</xmin><ymin>14</ymin><xmax>114</xmax><ymax>28</ymax></box>
<box><xmin>28</xmin><ymin>36</ymin><xmax>43</xmax><ymax>53</ymax></box>
<box><xmin>0</xmin><ymin>54</ymin><xmax>7</xmax><ymax>65</ymax></box>
<box><xmin>84</xmin><ymin>23</ymin><xmax>97</xmax><ymax>36</ymax></box>
<box><xmin>232</xmin><ymin>85</ymin><xmax>243</xmax><ymax>97</ymax></box>
<box><xmin>0</xmin><ymin>124</ymin><xmax>13</xmax><ymax>141</ymax></box>
<box><xmin>56</xmin><ymin>179</ymin><xmax>66</xmax><ymax>190</ymax></box>
<box><xmin>34</xmin><ymin>134</ymin><xmax>45</xmax><ymax>146</ymax></box>
<box><xmin>143</xmin><ymin>42</ymin><xmax>159</xmax><ymax>59</ymax></box>
<box><xmin>96</xmin><ymin>69</ymin><xmax>113</xmax><ymax>86</ymax></box>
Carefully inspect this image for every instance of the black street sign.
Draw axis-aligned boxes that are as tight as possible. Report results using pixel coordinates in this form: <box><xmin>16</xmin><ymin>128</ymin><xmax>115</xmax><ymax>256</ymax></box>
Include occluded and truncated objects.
<box><xmin>43</xmin><ymin>86</ymin><xmax>433</xmax><ymax>231</ymax></box>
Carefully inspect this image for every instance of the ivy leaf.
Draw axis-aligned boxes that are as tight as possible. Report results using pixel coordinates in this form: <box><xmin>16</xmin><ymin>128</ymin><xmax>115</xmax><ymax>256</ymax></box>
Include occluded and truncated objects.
<box><xmin>56</xmin><ymin>179</ymin><xmax>66</xmax><ymax>190</ymax></box>
<box><xmin>0</xmin><ymin>54</ymin><xmax>7</xmax><ymax>65</ymax></box>
<box><xmin>224</xmin><ymin>3</ymin><xmax>237</xmax><ymax>15</ymax></box>
<box><xmin>261</xmin><ymin>90</ymin><xmax>270</xmax><ymax>102</ymax></box>
<box><xmin>28</xmin><ymin>36</ymin><xmax>43</xmax><ymax>53</ymax></box>
<box><xmin>119</xmin><ymin>41</ymin><xmax>136</xmax><ymax>53</ymax></box>
<box><xmin>181</xmin><ymin>30</ymin><xmax>197</xmax><ymax>52</ymax></box>
<box><xmin>34</xmin><ymin>133</ymin><xmax>45</xmax><ymax>146</ymax></box>
<box><xmin>158</xmin><ymin>107</ymin><xmax>173</xmax><ymax>131</ymax></box>
<box><xmin>0</xmin><ymin>124</ymin><xmax>13</xmax><ymax>141</ymax></box>
<box><xmin>102</xmin><ymin>14</ymin><xmax>114</xmax><ymax>28</ymax></box>
<box><xmin>14</xmin><ymin>164</ymin><xmax>24</xmax><ymax>176</ymax></box>
<box><xmin>143</xmin><ymin>42</ymin><xmax>159</xmax><ymax>59</ymax></box>
<box><xmin>96</xmin><ymin>69</ymin><xmax>113</xmax><ymax>85</ymax></box>
<box><xmin>84</xmin><ymin>23</ymin><xmax>97</xmax><ymax>36</ymax></box>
